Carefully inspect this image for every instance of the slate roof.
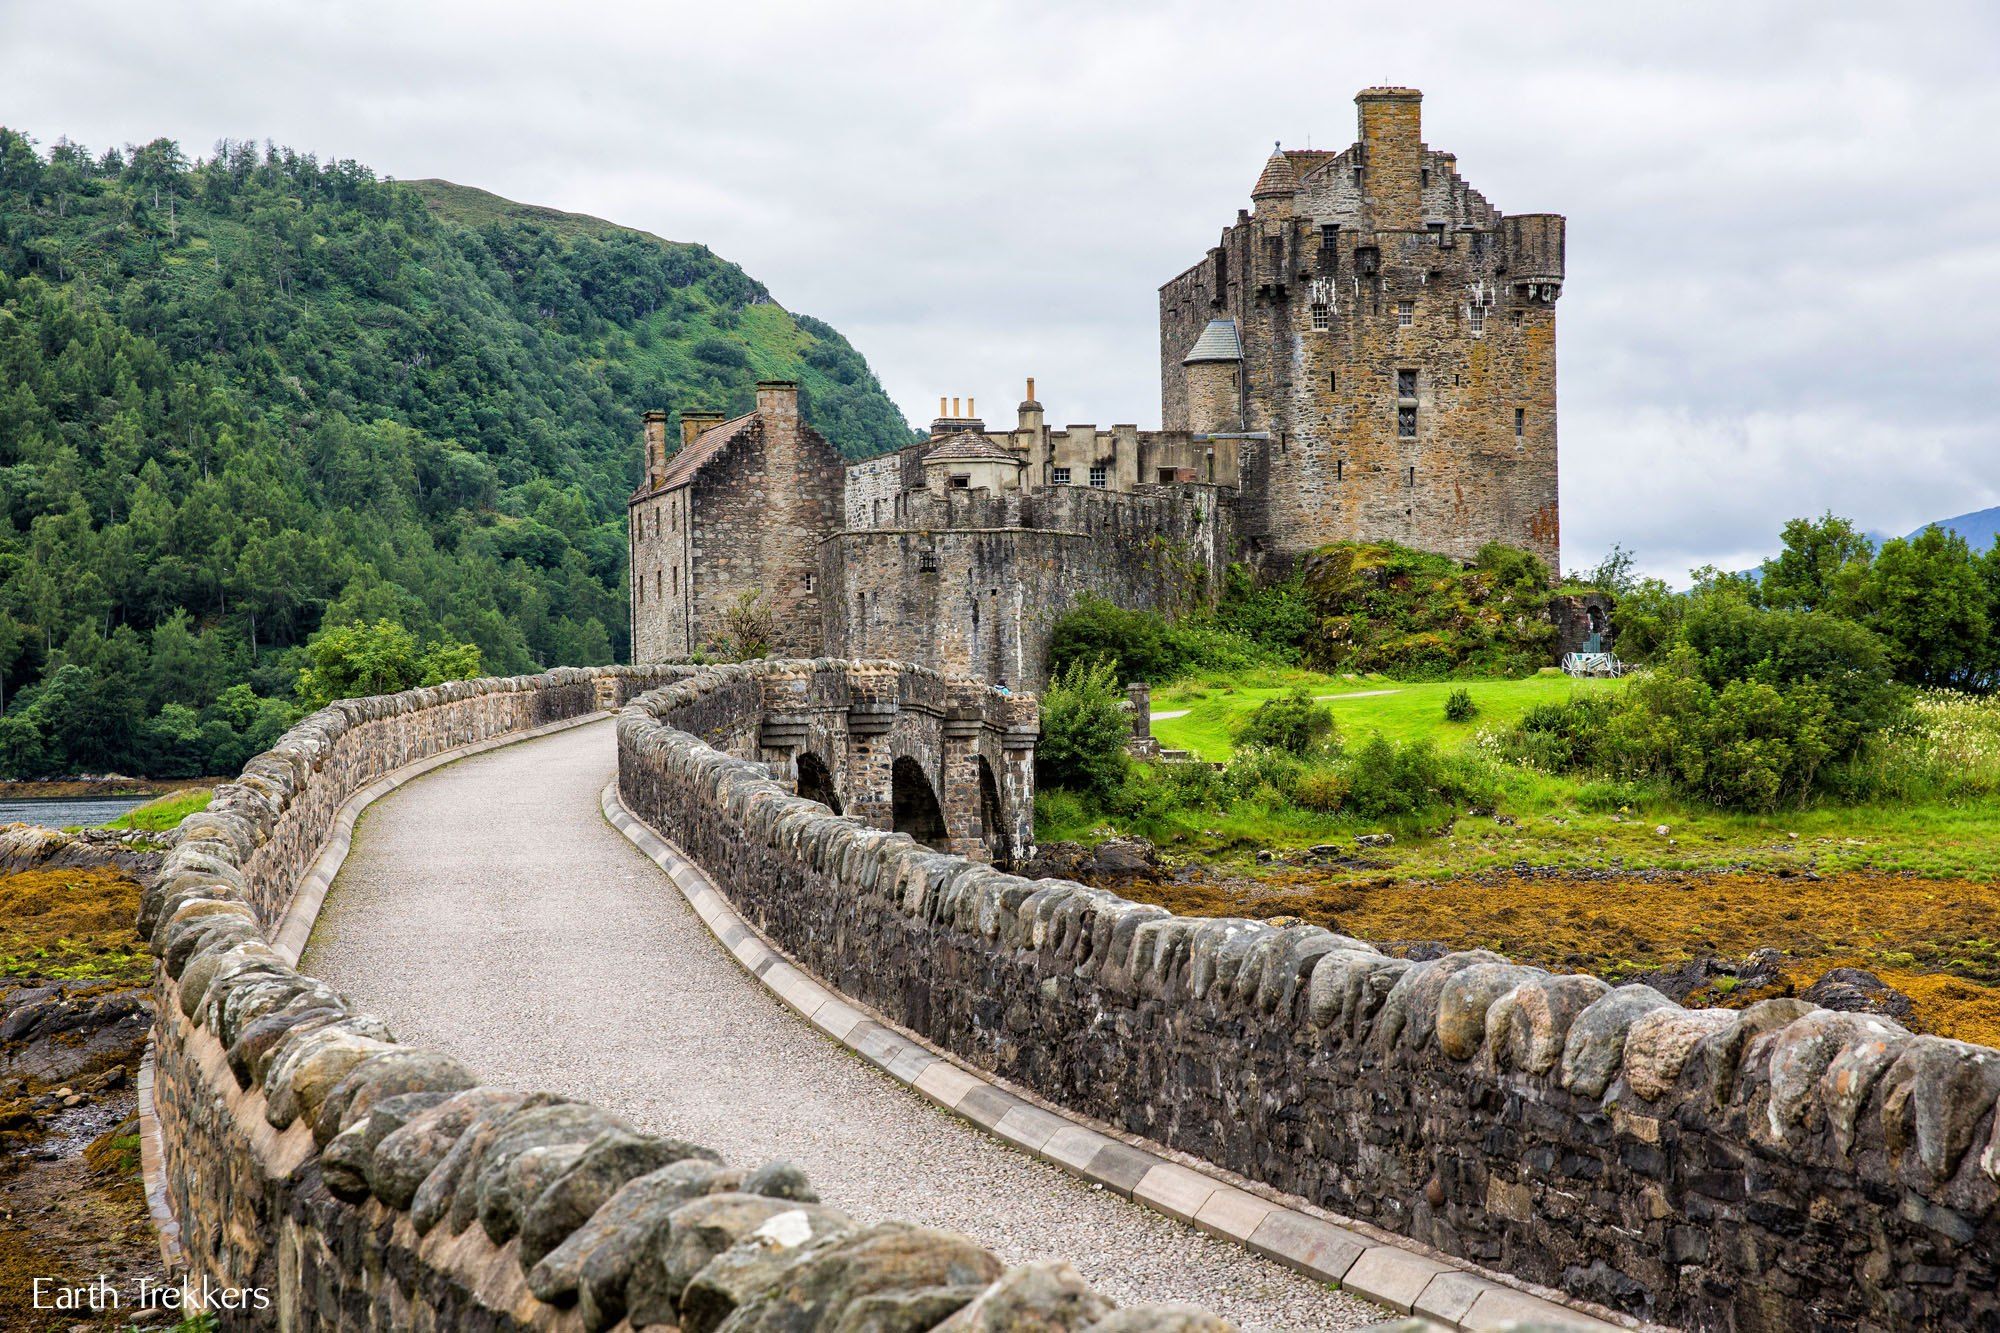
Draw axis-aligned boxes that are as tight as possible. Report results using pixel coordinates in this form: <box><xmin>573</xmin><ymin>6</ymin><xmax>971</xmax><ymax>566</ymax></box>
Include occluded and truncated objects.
<box><xmin>923</xmin><ymin>431</ymin><xmax>1023</xmax><ymax>466</ymax></box>
<box><xmin>1251</xmin><ymin>147</ymin><xmax>1298</xmax><ymax>199</ymax></box>
<box><xmin>648</xmin><ymin>411</ymin><xmax>756</xmax><ymax>494</ymax></box>
<box><xmin>1184</xmin><ymin>319</ymin><xmax>1243</xmax><ymax>364</ymax></box>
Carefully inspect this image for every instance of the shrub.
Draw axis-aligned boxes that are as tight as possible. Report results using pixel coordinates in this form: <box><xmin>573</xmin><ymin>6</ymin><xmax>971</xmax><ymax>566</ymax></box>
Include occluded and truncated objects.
<box><xmin>1294</xmin><ymin>763</ymin><xmax>1349</xmax><ymax>812</ymax></box>
<box><xmin>1444</xmin><ymin>688</ymin><xmax>1478</xmax><ymax>722</ymax></box>
<box><xmin>1235</xmin><ymin>688</ymin><xmax>1336</xmax><ymax>756</ymax></box>
<box><xmin>1045</xmin><ymin>595</ymin><xmax>1277</xmax><ymax>684</ymax></box>
<box><xmin>1340</xmin><ymin>734</ymin><xmax>1486</xmax><ymax>821</ymax></box>
<box><xmin>1035</xmin><ymin>659</ymin><xmax>1130</xmax><ymax>799</ymax></box>
<box><xmin>1226</xmin><ymin>748</ymin><xmax>1306</xmax><ymax>805</ymax></box>
<box><xmin>716</xmin><ymin>589</ymin><xmax>778</xmax><ymax>660</ymax></box>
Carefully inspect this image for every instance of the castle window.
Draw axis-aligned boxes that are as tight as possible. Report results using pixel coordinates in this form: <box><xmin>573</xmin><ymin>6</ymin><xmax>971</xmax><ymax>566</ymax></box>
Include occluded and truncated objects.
<box><xmin>1336</xmin><ymin>458</ymin><xmax>1344</xmax><ymax>482</ymax></box>
<box><xmin>1088</xmin><ymin>465</ymin><xmax>1108</xmax><ymax>488</ymax></box>
<box><xmin>1329</xmin><ymin>371</ymin><xmax>1337</xmax><ymax>392</ymax></box>
<box><xmin>1427</xmin><ymin>221</ymin><xmax>1445</xmax><ymax>242</ymax></box>
<box><xmin>1356</xmin><ymin>247</ymin><xmax>1380</xmax><ymax>277</ymax></box>
<box><xmin>1398</xmin><ymin>406</ymin><xmax>1417</xmax><ymax>438</ymax></box>
<box><xmin>1408</xmin><ymin>466</ymin><xmax>1417</xmax><ymax>487</ymax></box>
<box><xmin>1470</xmin><ymin>305</ymin><xmax>1486</xmax><ymax>335</ymax></box>
<box><xmin>948</xmin><ymin>473</ymin><xmax>971</xmax><ymax>489</ymax></box>
<box><xmin>1397</xmin><ymin>301</ymin><xmax>1414</xmax><ymax>327</ymax></box>
<box><xmin>1515</xmin><ymin>408</ymin><xmax>1526</xmax><ymax>438</ymax></box>
<box><xmin>919</xmin><ymin>549</ymin><xmax>939</xmax><ymax>573</ymax></box>
<box><xmin>1310</xmin><ymin>301</ymin><xmax>1330</xmax><ymax>331</ymax></box>
<box><xmin>1352</xmin><ymin>168</ymin><xmax>1364</xmax><ymax>189</ymax></box>
<box><xmin>804</xmin><ymin>571</ymin><xmax>814</xmax><ymax>593</ymax></box>
<box><xmin>1397</xmin><ymin>369</ymin><xmax>1418</xmax><ymax>398</ymax></box>
<box><xmin>1421</xmin><ymin>168</ymin><xmax>1432</xmax><ymax>189</ymax></box>
<box><xmin>1158</xmin><ymin>468</ymin><xmax>1178</xmax><ymax>484</ymax></box>
<box><xmin>1052</xmin><ymin>466</ymin><xmax>1071</xmax><ymax>485</ymax></box>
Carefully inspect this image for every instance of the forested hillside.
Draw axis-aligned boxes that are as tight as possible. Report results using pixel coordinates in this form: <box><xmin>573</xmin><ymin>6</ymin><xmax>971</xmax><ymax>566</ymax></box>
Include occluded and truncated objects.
<box><xmin>0</xmin><ymin>132</ymin><xmax>915</xmax><ymax>777</ymax></box>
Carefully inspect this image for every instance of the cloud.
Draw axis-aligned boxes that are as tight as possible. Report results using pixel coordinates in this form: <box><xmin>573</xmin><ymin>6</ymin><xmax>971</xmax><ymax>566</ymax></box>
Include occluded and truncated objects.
<box><xmin>2</xmin><ymin>0</ymin><xmax>1994</xmax><ymax>578</ymax></box>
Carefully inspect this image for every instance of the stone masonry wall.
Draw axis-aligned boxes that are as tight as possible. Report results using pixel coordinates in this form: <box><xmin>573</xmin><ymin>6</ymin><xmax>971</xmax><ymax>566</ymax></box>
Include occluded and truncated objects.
<box><xmin>621</xmin><ymin>671</ymin><xmax>2000</xmax><ymax>1333</ymax></box>
<box><xmin>822</xmin><ymin>486</ymin><xmax>1237</xmax><ymax>691</ymax></box>
<box><xmin>145</xmin><ymin>664</ymin><xmax>1204</xmax><ymax>1331</ymax></box>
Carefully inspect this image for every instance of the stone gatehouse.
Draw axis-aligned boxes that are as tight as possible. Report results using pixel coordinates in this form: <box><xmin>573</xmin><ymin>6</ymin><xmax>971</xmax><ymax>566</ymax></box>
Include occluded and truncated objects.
<box><xmin>629</xmin><ymin>87</ymin><xmax>1565</xmax><ymax>687</ymax></box>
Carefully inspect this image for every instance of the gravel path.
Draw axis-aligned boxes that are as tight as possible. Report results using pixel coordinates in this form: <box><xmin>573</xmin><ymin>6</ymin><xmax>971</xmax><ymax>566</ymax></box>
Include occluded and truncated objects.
<box><xmin>301</xmin><ymin>720</ymin><xmax>1379</xmax><ymax>1331</ymax></box>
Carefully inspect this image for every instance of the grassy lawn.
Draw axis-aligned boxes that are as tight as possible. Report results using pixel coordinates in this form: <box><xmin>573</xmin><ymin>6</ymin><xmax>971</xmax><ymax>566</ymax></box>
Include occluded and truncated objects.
<box><xmin>98</xmin><ymin>787</ymin><xmax>211</xmax><ymax>832</ymax></box>
<box><xmin>1152</xmin><ymin>667</ymin><xmax>1625</xmax><ymax>761</ymax></box>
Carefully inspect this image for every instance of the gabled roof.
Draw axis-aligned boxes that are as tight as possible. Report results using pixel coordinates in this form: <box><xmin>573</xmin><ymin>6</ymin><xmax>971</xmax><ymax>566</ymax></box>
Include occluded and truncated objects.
<box><xmin>1184</xmin><ymin>319</ymin><xmax>1243</xmax><ymax>364</ymax></box>
<box><xmin>648</xmin><ymin>411</ymin><xmax>756</xmax><ymax>494</ymax></box>
<box><xmin>1251</xmin><ymin>147</ymin><xmax>1298</xmax><ymax>199</ymax></box>
<box><xmin>923</xmin><ymin>431</ymin><xmax>1023</xmax><ymax>466</ymax></box>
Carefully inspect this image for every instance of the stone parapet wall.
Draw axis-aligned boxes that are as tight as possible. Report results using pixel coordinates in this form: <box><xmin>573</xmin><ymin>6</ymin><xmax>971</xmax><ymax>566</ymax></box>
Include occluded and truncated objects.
<box><xmin>621</xmin><ymin>667</ymin><xmax>2000</xmax><ymax>1331</ymax></box>
<box><xmin>144</xmin><ymin>664</ymin><xmax>1213</xmax><ymax>1331</ymax></box>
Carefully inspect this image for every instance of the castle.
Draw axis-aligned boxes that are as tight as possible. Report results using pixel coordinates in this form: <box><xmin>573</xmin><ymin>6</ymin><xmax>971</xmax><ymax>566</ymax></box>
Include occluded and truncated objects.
<box><xmin>629</xmin><ymin>88</ymin><xmax>1565</xmax><ymax>687</ymax></box>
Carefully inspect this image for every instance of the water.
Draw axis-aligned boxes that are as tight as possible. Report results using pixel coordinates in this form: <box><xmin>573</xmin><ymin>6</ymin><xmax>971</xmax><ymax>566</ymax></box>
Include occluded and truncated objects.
<box><xmin>0</xmin><ymin>796</ymin><xmax>149</xmax><ymax>829</ymax></box>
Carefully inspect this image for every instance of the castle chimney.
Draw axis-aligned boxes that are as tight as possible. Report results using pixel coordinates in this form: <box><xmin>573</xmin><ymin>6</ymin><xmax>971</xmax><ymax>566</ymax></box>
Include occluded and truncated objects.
<box><xmin>681</xmin><ymin>410</ymin><xmax>726</xmax><ymax>449</ymax></box>
<box><xmin>1017</xmin><ymin>375</ymin><xmax>1044</xmax><ymax>436</ymax></box>
<box><xmin>1355</xmin><ymin>86</ymin><xmax>1424</xmax><ymax>232</ymax></box>
<box><xmin>755</xmin><ymin>380</ymin><xmax>799</xmax><ymax>420</ymax></box>
<box><xmin>643</xmin><ymin>410</ymin><xmax>668</xmax><ymax>486</ymax></box>
<box><xmin>939</xmin><ymin>395</ymin><xmax>948</xmax><ymax>417</ymax></box>
<box><xmin>967</xmin><ymin>397</ymin><xmax>975</xmax><ymax>417</ymax></box>
<box><xmin>952</xmin><ymin>397</ymin><xmax>961</xmax><ymax>417</ymax></box>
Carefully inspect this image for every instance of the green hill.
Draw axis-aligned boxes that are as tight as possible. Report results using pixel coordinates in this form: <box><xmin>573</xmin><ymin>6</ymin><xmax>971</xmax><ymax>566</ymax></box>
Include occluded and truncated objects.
<box><xmin>0</xmin><ymin>131</ymin><xmax>916</xmax><ymax>778</ymax></box>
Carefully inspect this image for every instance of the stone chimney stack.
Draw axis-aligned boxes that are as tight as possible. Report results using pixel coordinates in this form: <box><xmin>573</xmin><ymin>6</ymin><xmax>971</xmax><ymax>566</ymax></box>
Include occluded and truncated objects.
<box><xmin>1355</xmin><ymin>86</ymin><xmax>1424</xmax><ymax>232</ymax></box>
<box><xmin>642</xmin><ymin>410</ymin><xmax>668</xmax><ymax>486</ymax></box>
<box><xmin>755</xmin><ymin>380</ymin><xmax>800</xmax><ymax>424</ymax></box>
<box><xmin>680</xmin><ymin>410</ymin><xmax>726</xmax><ymax>449</ymax></box>
<box><xmin>1017</xmin><ymin>376</ymin><xmax>1044</xmax><ymax>434</ymax></box>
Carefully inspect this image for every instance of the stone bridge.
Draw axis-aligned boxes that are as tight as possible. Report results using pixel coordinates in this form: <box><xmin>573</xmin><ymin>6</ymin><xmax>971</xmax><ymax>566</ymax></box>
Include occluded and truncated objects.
<box><xmin>682</xmin><ymin>659</ymin><xmax>1038</xmax><ymax>869</ymax></box>
<box><xmin>135</xmin><ymin>662</ymin><xmax>2000</xmax><ymax>1332</ymax></box>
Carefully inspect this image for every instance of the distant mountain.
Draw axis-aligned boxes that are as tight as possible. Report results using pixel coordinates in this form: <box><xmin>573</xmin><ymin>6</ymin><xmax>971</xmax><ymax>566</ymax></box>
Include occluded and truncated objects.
<box><xmin>1908</xmin><ymin>507</ymin><xmax>2000</xmax><ymax>549</ymax></box>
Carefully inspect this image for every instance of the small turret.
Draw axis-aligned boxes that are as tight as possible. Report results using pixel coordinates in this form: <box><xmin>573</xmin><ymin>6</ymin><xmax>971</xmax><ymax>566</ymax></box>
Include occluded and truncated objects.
<box><xmin>1182</xmin><ymin>320</ymin><xmax>1243</xmax><ymax>435</ymax></box>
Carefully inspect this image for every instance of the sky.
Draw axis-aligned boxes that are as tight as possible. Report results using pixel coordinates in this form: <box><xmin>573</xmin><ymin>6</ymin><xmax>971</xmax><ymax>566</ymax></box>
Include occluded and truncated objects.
<box><xmin>2</xmin><ymin>0</ymin><xmax>1996</xmax><ymax>579</ymax></box>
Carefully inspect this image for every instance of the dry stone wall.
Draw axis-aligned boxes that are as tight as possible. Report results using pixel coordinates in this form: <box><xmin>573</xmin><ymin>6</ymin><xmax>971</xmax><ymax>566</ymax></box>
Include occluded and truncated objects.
<box><xmin>621</xmin><ymin>669</ymin><xmax>2000</xmax><ymax>1332</ymax></box>
<box><xmin>144</xmin><ymin>664</ymin><xmax>1221</xmax><ymax>1331</ymax></box>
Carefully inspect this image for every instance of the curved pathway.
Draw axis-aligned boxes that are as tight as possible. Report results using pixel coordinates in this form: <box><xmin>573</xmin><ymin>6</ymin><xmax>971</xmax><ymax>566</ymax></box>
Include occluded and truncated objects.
<box><xmin>301</xmin><ymin>719</ymin><xmax>1377</xmax><ymax>1331</ymax></box>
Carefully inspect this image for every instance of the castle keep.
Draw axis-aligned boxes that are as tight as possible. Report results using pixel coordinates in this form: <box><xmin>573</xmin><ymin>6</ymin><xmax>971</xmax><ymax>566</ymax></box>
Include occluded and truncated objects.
<box><xmin>630</xmin><ymin>88</ymin><xmax>1564</xmax><ymax>686</ymax></box>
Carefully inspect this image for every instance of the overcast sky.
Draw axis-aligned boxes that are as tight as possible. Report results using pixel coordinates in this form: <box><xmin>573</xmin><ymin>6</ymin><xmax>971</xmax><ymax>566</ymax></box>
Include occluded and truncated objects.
<box><xmin>3</xmin><ymin>0</ymin><xmax>1995</xmax><ymax>578</ymax></box>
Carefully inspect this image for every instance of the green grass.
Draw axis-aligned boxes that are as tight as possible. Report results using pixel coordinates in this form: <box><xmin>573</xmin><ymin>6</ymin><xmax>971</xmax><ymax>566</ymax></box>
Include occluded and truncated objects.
<box><xmin>1152</xmin><ymin>668</ymin><xmax>1627</xmax><ymax>761</ymax></box>
<box><xmin>100</xmin><ymin>787</ymin><xmax>212</xmax><ymax>832</ymax></box>
<box><xmin>1046</xmin><ymin>670</ymin><xmax>2000</xmax><ymax>885</ymax></box>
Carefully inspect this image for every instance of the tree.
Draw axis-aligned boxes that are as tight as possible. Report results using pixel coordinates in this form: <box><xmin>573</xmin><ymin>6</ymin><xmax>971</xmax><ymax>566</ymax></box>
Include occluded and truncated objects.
<box><xmin>1857</xmin><ymin>526</ymin><xmax>1991</xmax><ymax>689</ymax></box>
<box><xmin>294</xmin><ymin>619</ymin><xmax>481</xmax><ymax>709</ymax></box>
<box><xmin>1758</xmin><ymin>513</ymin><xmax>1873</xmax><ymax>613</ymax></box>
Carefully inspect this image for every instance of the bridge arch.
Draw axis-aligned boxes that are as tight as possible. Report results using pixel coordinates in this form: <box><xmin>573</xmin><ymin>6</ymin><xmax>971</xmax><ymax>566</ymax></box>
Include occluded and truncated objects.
<box><xmin>794</xmin><ymin>750</ymin><xmax>841</xmax><ymax>813</ymax></box>
<box><xmin>975</xmin><ymin>755</ymin><xmax>1012</xmax><ymax>871</ymax></box>
<box><xmin>890</xmin><ymin>756</ymin><xmax>949</xmax><ymax>850</ymax></box>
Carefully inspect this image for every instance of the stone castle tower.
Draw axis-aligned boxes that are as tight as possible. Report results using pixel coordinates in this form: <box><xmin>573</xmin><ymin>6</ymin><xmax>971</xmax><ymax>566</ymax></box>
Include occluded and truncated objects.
<box><xmin>1159</xmin><ymin>86</ymin><xmax>1564</xmax><ymax>572</ymax></box>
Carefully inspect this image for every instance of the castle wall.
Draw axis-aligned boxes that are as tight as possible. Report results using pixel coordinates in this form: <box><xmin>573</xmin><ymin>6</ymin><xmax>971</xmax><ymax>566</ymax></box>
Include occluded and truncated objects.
<box><xmin>844</xmin><ymin>450</ymin><xmax>904</xmax><ymax>529</ymax></box>
<box><xmin>630</xmin><ymin>486</ymin><xmax>692</xmax><ymax>660</ymax></box>
<box><xmin>821</xmin><ymin>486</ymin><xmax>1236</xmax><ymax>690</ymax></box>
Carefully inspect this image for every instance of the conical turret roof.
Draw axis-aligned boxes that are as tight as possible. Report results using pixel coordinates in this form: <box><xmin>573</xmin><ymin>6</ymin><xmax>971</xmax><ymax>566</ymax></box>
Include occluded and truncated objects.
<box><xmin>1251</xmin><ymin>146</ymin><xmax>1297</xmax><ymax>199</ymax></box>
